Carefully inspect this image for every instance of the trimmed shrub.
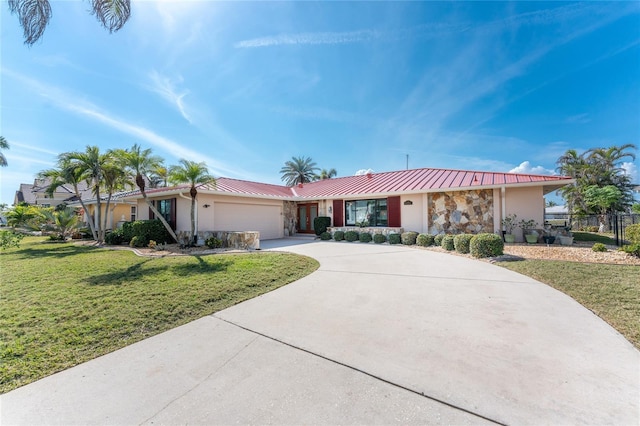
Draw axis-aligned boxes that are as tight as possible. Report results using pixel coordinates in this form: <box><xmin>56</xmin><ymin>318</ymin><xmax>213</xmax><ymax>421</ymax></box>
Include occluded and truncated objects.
<box><xmin>592</xmin><ymin>242</ymin><xmax>607</xmax><ymax>252</ymax></box>
<box><xmin>359</xmin><ymin>232</ymin><xmax>372</xmax><ymax>243</ymax></box>
<box><xmin>313</xmin><ymin>216</ymin><xmax>332</xmax><ymax>236</ymax></box>
<box><xmin>441</xmin><ymin>235</ymin><xmax>455</xmax><ymax>251</ymax></box>
<box><xmin>626</xmin><ymin>224</ymin><xmax>640</xmax><ymax>244</ymax></box>
<box><xmin>416</xmin><ymin>233</ymin><xmax>434</xmax><ymax>247</ymax></box>
<box><xmin>333</xmin><ymin>231</ymin><xmax>345</xmax><ymax>241</ymax></box>
<box><xmin>205</xmin><ymin>236</ymin><xmax>223</xmax><ymax>248</ymax></box>
<box><xmin>453</xmin><ymin>234</ymin><xmax>474</xmax><ymax>254</ymax></box>
<box><xmin>104</xmin><ymin>228</ymin><xmax>125</xmax><ymax>245</ymax></box>
<box><xmin>434</xmin><ymin>234</ymin><xmax>444</xmax><ymax>247</ymax></box>
<box><xmin>373</xmin><ymin>233</ymin><xmax>387</xmax><ymax>244</ymax></box>
<box><xmin>320</xmin><ymin>231</ymin><xmax>332</xmax><ymax>240</ymax></box>
<box><xmin>401</xmin><ymin>231</ymin><xmax>419</xmax><ymax>245</ymax></box>
<box><xmin>620</xmin><ymin>244</ymin><xmax>640</xmax><ymax>258</ymax></box>
<box><xmin>388</xmin><ymin>233</ymin><xmax>401</xmax><ymax>245</ymax></box>
<box><xmin>470</xmin><ymin>233</ymin><xmax>504</xmax><ymax>258</ymax></box>
<box><xmin>122</xmin><ymin>220</ymin><xmax>173</xmax><ymax>245</ymax></box>
<box><xmin>345</xmin><ymin>230</ymin><xmax>359</xmax><ymax>242</ymax></box>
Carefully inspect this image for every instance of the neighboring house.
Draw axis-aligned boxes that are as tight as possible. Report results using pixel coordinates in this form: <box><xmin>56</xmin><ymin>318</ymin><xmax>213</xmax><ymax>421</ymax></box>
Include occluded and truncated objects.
<box><xmin>13</xmin><ymin>178</ymin><xmax>91</xmax><ymax>208</ymax></box>
<box><xmin>71</xmin><ymin>190</ymin><xmax>139</xmax><ymax>231</ymax></box>
<box><xmin>123</xmin><ymin>167</ymin><xmax>573</xmax><ymax>243</ymax></box>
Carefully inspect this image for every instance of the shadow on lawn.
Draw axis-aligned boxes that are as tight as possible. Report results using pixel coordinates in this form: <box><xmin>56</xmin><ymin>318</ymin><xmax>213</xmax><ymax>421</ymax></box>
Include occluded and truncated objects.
<box><xmin>85</xmin><ymin>256</ymin><xmax>232</xmax><ymax>286</ymax></box>
<box><xmin>8</xmin><ymin>243</ymin><xmax>106</xmax><ymax>260</ymax></box>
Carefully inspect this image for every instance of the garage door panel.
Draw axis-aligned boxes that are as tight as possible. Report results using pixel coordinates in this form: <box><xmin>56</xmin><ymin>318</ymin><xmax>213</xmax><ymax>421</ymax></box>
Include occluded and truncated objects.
<box><xmin>214</xmin><ymin>203</ymin><xmax>281</xmax><ymax>240</ymax></box>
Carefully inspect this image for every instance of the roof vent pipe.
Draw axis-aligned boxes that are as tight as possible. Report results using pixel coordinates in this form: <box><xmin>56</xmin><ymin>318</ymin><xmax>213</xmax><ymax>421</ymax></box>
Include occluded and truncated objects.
<box><xmin>366</xmin><ymin>172</ymin><xmax>372</xmax><ymax>179</ymax></box>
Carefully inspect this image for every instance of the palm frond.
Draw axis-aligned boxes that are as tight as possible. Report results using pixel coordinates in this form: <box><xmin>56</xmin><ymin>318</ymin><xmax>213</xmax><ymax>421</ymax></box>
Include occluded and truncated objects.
<box><xmin>91</xmin><ymin>0</ymin><xmax>130</xmax><ymax>33</ymax></box>
<box><xmin>8</xmin><ymin>0</ymin><xmax>52</xmax><ymax>46</ymax></box>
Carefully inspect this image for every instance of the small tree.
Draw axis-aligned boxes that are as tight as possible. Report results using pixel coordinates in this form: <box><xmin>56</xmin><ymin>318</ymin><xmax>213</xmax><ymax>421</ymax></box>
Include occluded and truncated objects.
<box><xmin>584</xmin><ymin>185</ymin><xmax>623</xmax><ymax>231</ymax></box>
<box><xmin>42</xmin><ymin>207</ymin><xmax>80</xmax><ymax>240</ymax></box>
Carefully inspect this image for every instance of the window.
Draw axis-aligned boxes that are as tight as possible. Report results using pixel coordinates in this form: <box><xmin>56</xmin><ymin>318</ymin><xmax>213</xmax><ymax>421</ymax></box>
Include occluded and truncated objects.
<box><xmin>130</xmin><ymin>206</ymin><xmax>137</xmax><ymax>222</ymax></box>
<box><xmin>345</xmin><ymin>199</ymin><xmax>387</xmax><ymax>226</ymax></box>
<box><xmin>150</xmin><ymin>198</ymin><xmax>176</xmax><ymax>230</ymax></box>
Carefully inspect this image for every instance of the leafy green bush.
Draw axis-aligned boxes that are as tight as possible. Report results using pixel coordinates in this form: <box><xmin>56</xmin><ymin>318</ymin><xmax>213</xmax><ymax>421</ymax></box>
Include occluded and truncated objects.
<box><xmin>592</xmin><ymin>242</ymin><xmax>607</xmax><ymax>252</ymax></box>
<box><xmin>454</xmin><ymin>234</ymin><xmax>474</xmax><ymax>254</ymax></box>
<box><xmin>345</xmin><ymin>230</ymin><xmax>359</xmax><ymax>242</ymax></box>
<box><xmin>388</xmin><ymin>233</ymin><xmax>401</xmax><ymax>245</ymax></box>
<box><xmin>470</xmin><ymin>233</ymin><xmax>504</xmax><ymax>258</ymax></box>
<box><xmin>320</xmin><ymin>231</ymin><xmax>332</xmax><ymax>240</ymax></box>
<box><xmin>205</xmin><ymin>236</ymin><xmax>223</xmax><ymax>248</ymax></box>
<box><xmin>314</xmin><ymin>216</ymin><xmax>332</xmax><ymax>236</ymax></box>
<box><xmin>620</xmin><ymin>244</ymin><xmax>640</xmax><ymax>258</ymax></box>
<box><xmin>373</xmin><ymin>233</ymin><xmax>387</xmax><ymax>244</ymax></box>
<box><xmin>122</xmin><ymin>220</ymin><xmax>173</xmax><ymax>246</ymax></box>
<box><xmin>333</xmin><ymin>231</ymin><xmax>345</xmax><ymax>241</ymax></box>
<box><xmin>129</xmin><ymin>236</ymin><xmax>145</xmax><ymax>248</ymax></box>
<box><xmin>441</xmin><ymin>235</ymin><xmax>455</xmax><ymax>251</ymax></box>
<box><xmin>401</xmin><ymin>231</ymin><xmax>419</xmax><ymax>245</ymax></box>
<box><xmin>625</xmin><ymin>224</ymin><xmax>640</xmax><ymax>244</ymax></box>
<box><xmin>0</xmin><ymin>230</ymin><xmax>24</xmax><ymax>250</ymax></box>
<box><xmin>359</xmin><ymin>232</ymin><xmax>372</xmax><ymax>243</ymax></box>
<box><xmin>434</xmin><ymin>234</ymin><xmax>444</xmax><ymax>246</ymax></box>
<box><xmin>48</xmin><ymin>233</ymin><xmax>66</xmax><ymax>241</ymax></box>
<box><xmin>416</xmin><ymin>233</ymin><xmax>434</xmax><ymax>247</ymax></box>
<box><xmin>104</xmin><ymin>229</ymin><xmax>125</xmax><ymax>245</ymax></box>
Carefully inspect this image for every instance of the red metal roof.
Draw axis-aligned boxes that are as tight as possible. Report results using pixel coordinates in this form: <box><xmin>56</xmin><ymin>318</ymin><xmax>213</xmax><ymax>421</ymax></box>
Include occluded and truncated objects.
<box><xmin>124</xmin><ymin>168</ymin><xmax>572</xmax><ymax>200</ymax></box>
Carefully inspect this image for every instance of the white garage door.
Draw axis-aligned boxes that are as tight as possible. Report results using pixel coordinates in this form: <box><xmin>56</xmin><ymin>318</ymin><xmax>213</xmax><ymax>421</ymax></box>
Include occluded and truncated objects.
<box><xmin>214</xmin><ymin>203</ymin><xmax>282</xmax><ymax>240</ymax></box>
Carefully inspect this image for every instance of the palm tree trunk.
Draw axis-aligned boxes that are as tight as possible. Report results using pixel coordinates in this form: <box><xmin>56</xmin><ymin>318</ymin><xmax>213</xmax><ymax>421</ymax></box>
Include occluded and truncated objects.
<box><xmin>94</xmin><ymin>186</ymin><xmax>103</xmax><ymax>244</ymax></box>
<box><xmin>73</xmin><ymin>184</ymin><xmax>97</xmax><ymax>240</ymax></box>
<box><xmin>102</xmin><ymin>194</ymin><xmax>113</xmax><ymax>239</ymax></box>
<box><xmin>191</xmin><ymin>196</ymin><xmax>196</xmax><ymax>245</ymax></box>
<box><xmin>141</xmin><ymin>191</ymin><xmax>179</xmax><ymax>243</ymax></box>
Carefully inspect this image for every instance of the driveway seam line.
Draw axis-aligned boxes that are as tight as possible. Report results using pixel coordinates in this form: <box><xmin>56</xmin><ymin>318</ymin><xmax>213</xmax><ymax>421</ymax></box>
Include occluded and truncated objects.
<box><xmin>140</xmin><ymin>334</ymin><xmax>260</xmax><ymax>425</ymax></box>
<box><xmin>213</xmin><ymin>315</ymin><xmax>506</xmax><ymax>426</ymax></box>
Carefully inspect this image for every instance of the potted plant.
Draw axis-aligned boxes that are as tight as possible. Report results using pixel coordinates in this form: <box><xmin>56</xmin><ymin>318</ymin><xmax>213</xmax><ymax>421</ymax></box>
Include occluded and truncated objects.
<box><xmin>558</xmin><ymin>225</ymin><xmax>574</xmax><ymax>245</ymax></box>
<box><xmin>501</xmin><ymin>214</ymin><xmax>517</xmax><ymax>243</ymax></box>
<box><xmin>542</xmin><ymin>225</ymin><xmax>556</xmax><ymax>245</ymax></box>
<box><xmin>519</xmin><ymin>219</ymin><xmax>538</xmax><ymax>244</ymax></box>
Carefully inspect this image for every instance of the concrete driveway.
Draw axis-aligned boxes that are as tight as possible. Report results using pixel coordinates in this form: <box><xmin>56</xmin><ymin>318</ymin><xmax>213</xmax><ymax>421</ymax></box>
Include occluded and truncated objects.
<box><xmin>2</xmin><ymin>239</ymin><xmax>638</xmax><ymax>425</ymax></box>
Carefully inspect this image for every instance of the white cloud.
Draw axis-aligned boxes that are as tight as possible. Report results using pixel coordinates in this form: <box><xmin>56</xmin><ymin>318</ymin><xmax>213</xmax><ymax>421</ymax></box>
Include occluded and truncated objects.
<box><xmin>622</xmin><ymin>162</ymin><xmax>638</xmax><ymax>183</ymax></box>
<box><xmin>509</xmin><ymin>161</ymin><xmax>554</xmax><ymax>175</ymax></box>
<box><xmin>148</xmin><ymin>70</ymin><xmax>193</xmax><ymax>124</ymax></box>
<box><xmin>354</xmin><ymin>169</ymin><xmax>374</xmax><ymax>176</ymax></box>
<box><xmin>564</xmin><ymin>113</ymin><xmax>591</xmax><ymax>124</ymax></box>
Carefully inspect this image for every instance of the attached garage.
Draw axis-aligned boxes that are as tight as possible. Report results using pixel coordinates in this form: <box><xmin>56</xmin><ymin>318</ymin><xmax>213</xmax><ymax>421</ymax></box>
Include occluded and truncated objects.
<box><xmin>213</xmin><ymin>202</ymin><xmax>282</xmax><ymax>240</ymax></box>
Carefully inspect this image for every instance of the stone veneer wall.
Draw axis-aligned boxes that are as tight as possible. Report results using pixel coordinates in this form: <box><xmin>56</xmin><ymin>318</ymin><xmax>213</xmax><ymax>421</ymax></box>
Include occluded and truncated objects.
<box><xmin>178</xmin><ymin>230</ymin><xmax>260</xmax><ymax>250</ymax></box>
<box><xmin>428</xmin><ymin>190</ymin><xmax>493</xmax><ymax>234</ymax></box>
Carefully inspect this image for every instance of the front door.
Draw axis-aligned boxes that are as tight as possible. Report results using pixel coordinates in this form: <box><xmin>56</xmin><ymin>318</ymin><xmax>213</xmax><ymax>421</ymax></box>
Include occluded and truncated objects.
<box><xmin>297</xmin><ymin>203</ymin><xmax>318</xmax><ymax>233</ymax></box>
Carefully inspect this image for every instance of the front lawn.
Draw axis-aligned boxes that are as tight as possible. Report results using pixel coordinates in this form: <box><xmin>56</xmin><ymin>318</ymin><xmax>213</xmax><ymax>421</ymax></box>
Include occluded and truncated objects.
<box><xmin>0</xmin><ymin>237</ymin><xmax>318</xmax><ymax>393</ymax></box>
<box><xmin>500</xmin><ymin>260</ymin><xmax>640</xmax><ymax>348</ymax></box>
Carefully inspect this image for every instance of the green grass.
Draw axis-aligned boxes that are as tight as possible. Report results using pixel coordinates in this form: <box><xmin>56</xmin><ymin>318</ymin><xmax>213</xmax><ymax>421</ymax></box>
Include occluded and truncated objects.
<box><xmin>572</xmin><ymin>231</ymin><xmax>616</xmax><ymax>245</ymax></box>
<box><xmin>500</xmin><ymin>260</ymin><xmax>640</xmax><ymax>348</ymax></box>
<box><xmin>0</xmin><ymin>237</ymin><xmax>319</xmax><ymax>393</ymax></box>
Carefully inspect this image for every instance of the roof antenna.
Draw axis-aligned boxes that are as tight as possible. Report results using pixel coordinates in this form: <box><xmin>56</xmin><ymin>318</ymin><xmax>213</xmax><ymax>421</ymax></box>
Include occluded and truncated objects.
<box><xmin>406</xmin><ymin>154</ymin><xmax>409</xmax><ymax>170</ymax></box>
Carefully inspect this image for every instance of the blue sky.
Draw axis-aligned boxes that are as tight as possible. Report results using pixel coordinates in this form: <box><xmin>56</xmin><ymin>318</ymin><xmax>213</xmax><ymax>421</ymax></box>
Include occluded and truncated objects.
<box><xmin>1</xmin><ymin>1</ymin><xmax>639</xmax><ymax>206</ymax></box>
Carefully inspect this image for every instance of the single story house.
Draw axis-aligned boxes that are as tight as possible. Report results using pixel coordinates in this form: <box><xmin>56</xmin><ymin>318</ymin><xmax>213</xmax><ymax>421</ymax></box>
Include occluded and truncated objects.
<box><xmin>122</xmin><ymin>167</ymin><xmax>573</xmax><ymax>243</ymax></box>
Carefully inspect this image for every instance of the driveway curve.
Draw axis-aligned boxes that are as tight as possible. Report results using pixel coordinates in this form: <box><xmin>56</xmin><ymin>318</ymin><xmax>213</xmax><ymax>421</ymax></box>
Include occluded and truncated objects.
<box><xmin>219</xmin><ymin>239</ymin><xmax>639</xmax><ymax>425</ymax></box>
<box><xmin>2</xmin><ymin>239</ymin><xmax>638</xmax><ymax>425</ymax></box>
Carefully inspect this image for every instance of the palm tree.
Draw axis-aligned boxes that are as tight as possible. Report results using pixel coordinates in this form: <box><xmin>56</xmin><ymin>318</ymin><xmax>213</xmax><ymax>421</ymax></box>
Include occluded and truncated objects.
<box><xmin>39</xmin><ymin>156</ymin><xmax>98</xmax><ymax>240</ymax></box>
<box><xmin>8</xmin><ymin>0</ymin><xmax>131</xmax><ymax>46</ymax></box>
<box><xmin>100</xmin><ymin>161</ymin><xmax>129</xmax><ymax>232</ymax></box>
<box><xmin>169</xmin><ymin>159</ymin><xmax>215</xmax><ymax>245</ymax></box>
<box><xmin>116</xmin><ymin>144</ymin><xmax>178</xmax><ymax>243</ymax></box>
<box><xmin>42</xmin><ymin>207</ymin><xmax>80</xmax><ymax>240</ymax></box>
<box><xmin>0</xmin><ymin>136</ymin><xmax>9</xmax><ymax>167</ymax></box>
<box><xmin>64</xmin><ymin>146</ymin><xmax>110</xmax><ymax>243</ymax></box>
<box><xmin>280</xmin><ymin>156</ymin><xmax>319</xmax><ymax>186</ymax></box>
<box><xmin>149</xmin><ymin>166</ymin><xmax>169</xmax><ymax>188</ymax></box>
<box><xmin>318</xmin><ymin>168</ymin><xmax>337</xmax><ymax>180</ymax></box>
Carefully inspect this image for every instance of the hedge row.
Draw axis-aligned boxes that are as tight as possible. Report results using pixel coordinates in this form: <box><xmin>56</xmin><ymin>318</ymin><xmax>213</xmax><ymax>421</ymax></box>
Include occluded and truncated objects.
<box><xmin>320</xmin><ymin>231</ymin><xmax>503</xmax><ymax>258</ymax></box>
